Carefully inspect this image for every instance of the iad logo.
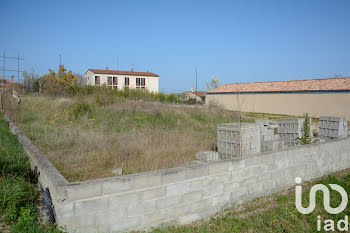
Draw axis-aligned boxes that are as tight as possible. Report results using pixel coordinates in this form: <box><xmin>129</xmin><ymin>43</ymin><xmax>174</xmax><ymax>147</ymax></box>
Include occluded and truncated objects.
<box><xmin>295</xmin><ymin>177</ymin><xmax>348</xmax><ymax>214</ymax></box>
<box><xmin>295</xmin><ymin>177</ymin><xmax>349</xmax><ymax>231</ymax></box>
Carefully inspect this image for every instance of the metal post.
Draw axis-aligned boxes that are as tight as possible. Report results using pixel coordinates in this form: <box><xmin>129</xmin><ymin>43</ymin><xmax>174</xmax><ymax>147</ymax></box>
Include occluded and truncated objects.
<box><xmin>3</xmin><ymin>52</ymin><xmax>5</xmax><ymax>79</ymax></box>
<box><xmin>17</xmin><ymin>52</ymin><xmax>20</xmax><ymax>83</ymax></box>
<box><xmin>195</xmin><ymin>68</ymin><xmax>198</xmax><ymax>104</ymax></box>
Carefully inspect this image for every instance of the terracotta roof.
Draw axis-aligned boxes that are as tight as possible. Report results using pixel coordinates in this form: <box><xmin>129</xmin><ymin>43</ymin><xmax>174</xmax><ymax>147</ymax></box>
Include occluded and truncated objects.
<box><xmin>208</xmin><ymin>77</ymin><xmax>350</xmax><ymax>94</ymax></box>
<box><xmin>0</xmin><ymin>77</ymin><xmax>18</xmax><ymax>86</ymax></box>
<box><xmin>87</xmin><ymin>69</ymin><xmax>159</xmax><ymax>77</ymax></box>
<box><xmin>190</xmin><ymin>91</ymin><xmax>207</xmax><ymax>97</ymax></box>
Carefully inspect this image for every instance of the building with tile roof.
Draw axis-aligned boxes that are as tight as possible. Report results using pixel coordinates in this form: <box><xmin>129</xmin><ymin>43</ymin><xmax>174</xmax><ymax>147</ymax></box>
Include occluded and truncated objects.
<box><xmin>85</xmin><ymin>68</ymin><xmax>159</xmax><ymax>93</ymax></box>
<box><xmin>206</xmin><ymin>77</ymin><xmax>350</xmax><ymax>120</ymax></box>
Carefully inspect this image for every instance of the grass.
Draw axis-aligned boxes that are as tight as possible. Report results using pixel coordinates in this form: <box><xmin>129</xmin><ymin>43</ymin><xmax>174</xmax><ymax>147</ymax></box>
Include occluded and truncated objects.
<box><xmin>3</xmin><ymin>90</ymin><xmax>298</xmax><ymax>182</ymax></box>
<box><xmin>0</xmin><ymin>112</ymin><xmax>60</xmax><ymax>233</ymax></box>
<box><xmin>151</xmin><ymin>169</ymin><xmax>350</xmax><ymax>233</ymax></box>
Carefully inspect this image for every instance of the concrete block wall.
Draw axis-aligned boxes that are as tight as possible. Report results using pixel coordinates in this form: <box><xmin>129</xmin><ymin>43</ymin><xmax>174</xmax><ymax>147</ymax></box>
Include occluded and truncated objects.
<box><xmin>319</xmin><ymin>116</ymin><xmax>348</xmax><ymax>140</ymax></box>
<box><xmin>6</xmin><ymin>115</ymin><xmax>350</xmax><ymax>233</ymax></box>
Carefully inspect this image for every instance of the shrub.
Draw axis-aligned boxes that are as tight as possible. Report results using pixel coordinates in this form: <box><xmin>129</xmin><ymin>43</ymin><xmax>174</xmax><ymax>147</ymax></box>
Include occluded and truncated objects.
<box><xmin>69</xmin><ymin>101</ymin><xmax>90</xmax><ymax>119</ymax></box>
<box><xmin>11</xmin><ymin>207</ymin><xmax>61</xmax><ymax>233</ymax></box>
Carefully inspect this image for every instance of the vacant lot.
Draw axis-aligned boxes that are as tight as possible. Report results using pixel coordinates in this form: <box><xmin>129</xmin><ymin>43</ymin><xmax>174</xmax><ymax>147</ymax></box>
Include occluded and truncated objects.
<box><xmin>4</xmin><ymin>92</ymin><xmax>294</xmax><ymax>182</ymax></box>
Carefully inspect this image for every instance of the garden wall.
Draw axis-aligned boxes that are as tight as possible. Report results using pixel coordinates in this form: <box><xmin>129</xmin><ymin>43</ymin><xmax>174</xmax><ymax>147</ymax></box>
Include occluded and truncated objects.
<box><xmin>5</xmin><ymin>115</ymin><xmax>350</xmax><ymax>233</ymax></box>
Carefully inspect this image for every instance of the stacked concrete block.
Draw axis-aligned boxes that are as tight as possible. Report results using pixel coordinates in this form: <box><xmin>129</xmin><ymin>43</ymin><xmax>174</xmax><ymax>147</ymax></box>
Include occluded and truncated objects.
<box><xmin>261</xmin><ymin>140</ymin><xmax>284</xmax><ymax>152</ymax></box>
<box><xmin>278</xmin><ymin>118</ymin><xmax>309</xmax><ymax>148</ymax></box>
<box><xmin>318</xmin><ymin>116</ymin><xmax>348</xmax><ymax>140</ymax></box>
<box><xmin>217</xmin><ymin>123</ymin><xmax>261</xmax><ymax>159</ymax></box>
<box><xmin>196</xmin><ymin>151</ymin><xmax>219</xmax><ymax>162</ymax></box>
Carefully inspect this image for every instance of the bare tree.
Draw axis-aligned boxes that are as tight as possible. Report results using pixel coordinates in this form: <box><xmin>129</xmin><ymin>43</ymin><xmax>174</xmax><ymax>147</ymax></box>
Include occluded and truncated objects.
<box><xmin>23</xmin><ymin>68</ymin><xmax>39</xmax><ymax>92</ymax></box>
<box><xmin>74</xmin><ymin>73</ymin><xmax>85</xmax><ymax>86</ymax></box>
<box><xmin>206</xmin><ymin>76</ymin><xmax>221</xmax><ymax>91</ymax></box>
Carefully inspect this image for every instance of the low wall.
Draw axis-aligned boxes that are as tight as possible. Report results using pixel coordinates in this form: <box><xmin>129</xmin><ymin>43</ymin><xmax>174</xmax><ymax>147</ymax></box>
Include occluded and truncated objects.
<box><xmin>5</xmin><ymin>115</ymin><xmax>350</xmax><ymax>233</ymax></box>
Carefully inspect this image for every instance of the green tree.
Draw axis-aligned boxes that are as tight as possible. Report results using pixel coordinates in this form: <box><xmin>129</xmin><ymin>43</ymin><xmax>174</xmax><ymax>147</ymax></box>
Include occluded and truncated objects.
<box><xmin>206</xmin><ymin>76</ymin><xmax>221</xmax><ymax>91</ymax></box>
<box><xmin>297</xmin><ymin>114</ymin><xmax>312</xmax><ymax>145</ymax></box>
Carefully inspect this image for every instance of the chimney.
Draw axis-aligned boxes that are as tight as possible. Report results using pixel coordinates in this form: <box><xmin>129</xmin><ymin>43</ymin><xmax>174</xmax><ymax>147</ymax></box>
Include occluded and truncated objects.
<box><xmin>11</xmin><ymin>76</ymin><xmax>14</xmax><ymax>82</ymax></box>
<box><xmin>131</xmin><ymin>68</ymin><xmax>134</xmax><ymax>72</ymax></box>
<box><xmin>106</xmin><ymin>67</ymin><xmax>109</xmax><ymax>70</ymax></box>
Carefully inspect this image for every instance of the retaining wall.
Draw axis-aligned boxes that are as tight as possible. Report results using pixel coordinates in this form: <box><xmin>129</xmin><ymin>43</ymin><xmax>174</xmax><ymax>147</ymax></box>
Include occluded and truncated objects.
<box><xmin>5</xmin><ymin>115</ymin><xmax>350</xmax><ymax>233</ymax></box>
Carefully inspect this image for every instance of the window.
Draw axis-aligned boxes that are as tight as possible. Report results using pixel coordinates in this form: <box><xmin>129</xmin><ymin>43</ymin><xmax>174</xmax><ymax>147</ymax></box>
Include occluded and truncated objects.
<box><xmin>136</xmin><ymin>77</ymin><xmax>145</xmax><ymax>89</ymax></box>
<box><xmin>113</xmin><ymin>77</ymin><xmax>118</xmax><ymax>86</ymax></box>
<box><xmin>107</xmin><ymin>77</ymin><xmax>112</xmax><ymax>86</ymax></box>
<box><xmin>95</xmin><ymin>76</ymin><xmax>100</xmax><ymax>85</ymax></box>
<box><xmin>125</xmin><ymin>77</ymin><xmax>129</xmax><ymax>86</ymax></box>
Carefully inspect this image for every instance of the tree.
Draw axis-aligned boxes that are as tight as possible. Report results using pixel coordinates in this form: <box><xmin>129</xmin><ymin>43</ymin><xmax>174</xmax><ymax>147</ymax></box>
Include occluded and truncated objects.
<box><xmin>42</xmin><ymin>65</ymin><xmax>77</xmax><ymax>94</ymax></box>
<box><xmin>206</xmin><ymin>76</ymin><xmax>221</xmax><ymax>91</ymax></box>
<box><xmin>74</xmin><ymin>73</ymin><xmax>85</xmax><ymax>86</ymax></box>
<box><xmin>297</xmin><ymin>114</ymin><xmax>312</xmax><ymax>145</ymax></box>
<box><xmin>23</xmin><ymin>68</ymin><xmax>40</xmax><ymax>92</ymax></box>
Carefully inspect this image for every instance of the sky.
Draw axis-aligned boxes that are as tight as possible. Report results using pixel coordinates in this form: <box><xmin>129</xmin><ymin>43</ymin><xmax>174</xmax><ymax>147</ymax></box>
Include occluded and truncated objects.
<box><xmin>0</xmin><ymin>0</ymin><xmax>349</xmax><ymax>93</ymax></box>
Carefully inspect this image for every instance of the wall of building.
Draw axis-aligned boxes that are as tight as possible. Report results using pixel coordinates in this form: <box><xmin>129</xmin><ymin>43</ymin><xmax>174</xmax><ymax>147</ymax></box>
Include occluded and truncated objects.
<box><xmin>6</xmin><ymin>114</ymin><xmax>350</xmax><ymax>233</ymax></box>
<box><xmin>206</xmin><ymin>92</ymin><xmax>350</xmax><ymax>120</ymax></box>
<box><xmin>85</xmin><ymin>71</ymin><xmax>159</xmax><ymax>93</ymax></box>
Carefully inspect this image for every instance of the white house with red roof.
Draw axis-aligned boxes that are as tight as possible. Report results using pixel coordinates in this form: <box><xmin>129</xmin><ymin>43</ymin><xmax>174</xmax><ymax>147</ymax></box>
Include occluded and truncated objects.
<box><xmin>85</xmin><ymin>68</ymin><xmax>159</xmax><ymax>93</ymax></box>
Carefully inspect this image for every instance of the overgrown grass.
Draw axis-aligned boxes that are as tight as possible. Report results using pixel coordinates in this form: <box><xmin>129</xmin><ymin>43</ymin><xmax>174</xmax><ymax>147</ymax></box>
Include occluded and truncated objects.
<box><xmin>4</xmin><ymin>92</ymin><xmax>298</xmax><ymax>182</ymax></box>
<box><xmin>151</xmin><ymin>169</ymin><xmax>350</xmax><ymax>233</ymax></box>
<box><xmin>0</xmin><ymin>112</ymin><xmax>60</xmax><ymax>233</ymax></box>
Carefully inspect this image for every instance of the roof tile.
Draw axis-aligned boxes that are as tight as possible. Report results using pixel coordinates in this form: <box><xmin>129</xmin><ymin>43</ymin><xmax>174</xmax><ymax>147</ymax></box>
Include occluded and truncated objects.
<box><xmin>209</xmin><ymin>77</ymin><xmax>350</xmax><ymax>93</ymax></box>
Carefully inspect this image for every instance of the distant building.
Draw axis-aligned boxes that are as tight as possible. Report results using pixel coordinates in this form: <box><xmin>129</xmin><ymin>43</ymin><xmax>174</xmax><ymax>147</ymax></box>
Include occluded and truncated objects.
<box><xmin>179</xmin><ymin>90</ymin><xmax>206</xmax><ymax>103</ymax></box>
<box><xmin>206</xmin><ymin>77</ymin><xmax>350</xmax><ymax>120</ymax></box>
<box><xmin>85</xmin><ymin>68</ymin><xmax>159</xmax><ymax>93</ymax></box>
<box><xmin>0</xmin><ymin>77</ymin><xmax>19</xmax><ymax>88</ymax></box>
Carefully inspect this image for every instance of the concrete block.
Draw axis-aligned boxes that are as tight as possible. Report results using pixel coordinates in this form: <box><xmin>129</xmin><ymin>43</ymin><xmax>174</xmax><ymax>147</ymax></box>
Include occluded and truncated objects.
<box><xmin>180</xmin><ymin>190</ymin><xmax>204</xmax><ymax>204</ymax></box>
<box><xmin>178</xmin><ymin>214</ymin><xmax>201</xmax><ymax>224</ymax></box>
<box><xmin>55</xmin><ymin>202</ymin><xmax>74</xmax><ymax>218</ymax></box>
<box><xmin>65</xmin><ymin>182</ymin><xmax>102</xmax><ymax>201</ymax></box>
<box><xmin>156</xmin><ymin>196</ymin><xmax>179</xmax><ymax>210</ymax></box>
<box><xmin>131</xmin><ymin>173</ymin><xmax>162</xmax><ymax>190</ymax></box>
<box><xmin>74</xmin><ymin>197</ymin><xmax>109</xmax><ymax>216</ymax></box>
<box><xmin>208</xmin><ymin>161</ymin><xmax>229</xmax><ymax>175</ymax></box>
<box><xmin>161</xmin><ymin>168</ymin><xmax>186</xmax><ymax>185</ymax></box>
<box><xmin>204</xmin><ymin>184</ymin><xmax>224</xmax><ymax>198</ymax></box>
<box><xmin>143</xmin><ymin>210</ymin><xmax>167</xmax><ymax>225</ymax></box>
<box><xmin>186</xmin><ymin>163</ymin><xmax>209</xmax><ymax>179</ymax></box>
<box><xmin>110</xmin><ymin>216</ymin><xmax>143</xmax><ymax>232</ymax></box>
<box><xmin>166</xmin><ymin>181</ymin><xmax>191</xmax><ymax>196</ymax></box>
<box><xmin>141</xmin><ymin>186</ymin><xmax>166</xmax><ymax>200</ymax></box>
<box><xmin>109</xmin><ymin>193</ymin><xmax>141</xmax><ymax>209</ymax></box>
<box><xmin>223</xmin><ymin>181</ymin><xmax>240</xmax><ymax>193</ymax></box>
<box><xmin>196</xmin><ymin>151</ymin><xmax>219</xmax><ymax>162</ymax></box>
<box><xmin>102</xmin><ymin>177</ymin><xmax>132</xmax><ymax>195</ymax></box>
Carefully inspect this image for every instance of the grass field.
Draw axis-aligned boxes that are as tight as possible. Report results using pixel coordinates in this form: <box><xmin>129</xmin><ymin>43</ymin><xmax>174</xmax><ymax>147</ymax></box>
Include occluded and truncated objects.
<box><xmin>4</xmin><ymin>93</ymin><xmax>296</xmax><ymax>182</ymax></box>
<box><xmin>152</xmin><ymin>169</ymin><xmax>350</xmax><ymax>233</ymax></box>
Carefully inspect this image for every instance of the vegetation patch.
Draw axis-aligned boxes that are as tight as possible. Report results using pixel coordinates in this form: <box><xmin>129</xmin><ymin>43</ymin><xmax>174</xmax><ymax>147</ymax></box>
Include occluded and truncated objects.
<box><xmin>0</xmin><ymin>112</ymin><xmax>59</xmax><ymax>233</ymax></box>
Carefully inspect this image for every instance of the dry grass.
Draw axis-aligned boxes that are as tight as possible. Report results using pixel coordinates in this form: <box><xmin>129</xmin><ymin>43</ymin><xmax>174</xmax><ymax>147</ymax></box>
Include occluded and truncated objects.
<box><xmin>4</xmin><ymin>93</ymin><xmax>294</xmax><ymax>182</ymax></box>
<box><xmin>5</xmin><ymin>94</ymin><xmax>238</xmax><ymax>181</ymax></box>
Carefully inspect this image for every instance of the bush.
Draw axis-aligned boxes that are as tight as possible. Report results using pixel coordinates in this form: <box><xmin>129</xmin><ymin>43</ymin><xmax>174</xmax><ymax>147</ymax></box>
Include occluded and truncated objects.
<box><xmin>12</xmin><ymin>207</ymin><xmax>61</xmax><ymax>233</ymax></box>
<box><xmin>69</xmin><ymin>101</ymin><xmax>90</xmax><ymax>119</ymax></box>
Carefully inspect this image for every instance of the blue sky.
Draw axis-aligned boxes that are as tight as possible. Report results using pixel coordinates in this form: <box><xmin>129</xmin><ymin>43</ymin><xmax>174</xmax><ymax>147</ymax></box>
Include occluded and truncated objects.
<box><xmin>1</xmin><ymin>0</ymin><xmax>349</xmax><ymax>93</ymax></box>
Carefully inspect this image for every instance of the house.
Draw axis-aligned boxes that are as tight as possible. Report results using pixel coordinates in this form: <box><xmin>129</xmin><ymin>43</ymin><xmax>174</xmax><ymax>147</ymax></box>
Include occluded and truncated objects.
<box><xmin>179</xmin><ymin>90</ymin><xmax>206</xmax><ymax>103</ymax></box>
<box><xmin>0</xmin><ymin>77</ymin><xmax>20</xmax><ymax>88</ymax></box>
<box><xmin>206</xmin><ymin>77</ymin><xmax>350</xmax><ymax>120</ymax></box>
<box><xmin>85</xmin><ymin>68</ymin><xmax>159</xmax><ymax>93</ymax></box>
